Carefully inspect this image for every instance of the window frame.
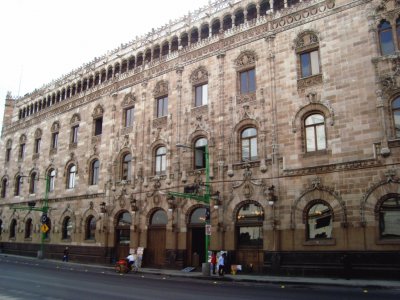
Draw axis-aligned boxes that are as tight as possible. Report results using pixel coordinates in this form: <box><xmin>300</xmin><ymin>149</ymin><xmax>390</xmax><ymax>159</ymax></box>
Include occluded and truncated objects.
<box><xmin>155</xmin><ymin>146</ymin><xmax>167</xmax><ymax>175</ymax></box>
<box><xmin>90</xmin><ymin>160</ymin><xmax>100</xmax><ymax>185</ymax></box>
<box><xmin>1</xmin><ymin>178</ymin><xmax>7</xmax><ymax>198</ymax></box>
<box><xmin>299</xmin><ymin>49</ymin><xmax>320</xmax><ymax>78</ymax></box>
<box><xmin>51</xmin><ymin>132</ymin><xmax>59</xmax><ymax>150</ymax></box>
<box><xmin>239</xmin><ymin>68</ymin><xmax>256</xmax><ymax>95</ymax></box>
<box><xmin>194</xmin><ymin>138</ymin><xmax>208</xmax><ymax>169</ymax></box>
<box><xmin>67</xmin><ymin>165</ymin><xmax>76</xmax><ymax>189</ymax></box>
<box><xmin>124</xmin><ymin>106</ymin><xmax>135</xmax><ymax>127</ymax></box>
<box><xmin>304</xmin><ymin>113</ymin><xmax>327</xmax><ymax>153</ymax></box>
<box><xmin>24</xmin><ymin>218</ymin><xmax>33</xmax><ymax>239</ymax></box>
<box><xmin>34</xmin><ymin>138</ymin><xmax>41</xmax><ymax>154</ymax></box>
<box><xmin>194</xmin><ymin>83</ymin><xmax>208</xmax><ymax>107</ymax></box>
<box><xmin>379</xmin><ymin>20</ymin><xmax>395</xmax><ymax>56</ymax></box>
<box><xmin>235</xmin><ymin>202</ymin><xmax>264</xmax><ymax>249</ymax></box>
<box><xmin>29</xmin><ymin>172</ymin><xmax>37</xmax><ymax>194</ymax></box>
<box><xmin>378</xmin><ymin>194</ymin><xmax>400</xmax><ymax>240</ymax></box>
<box><xmin>121</xmin><ymin>153</ymin><xmax>132</xmax><ymax>181</ymax></box>
<box><xmin>14</xmin><ymin>175</ymin><xmax>22</xmax><ymax>196</ymax></box>
<box><xmin>156</xmin><ymin>96</ymin><xmax>168</xmax><ymax>118</ymax></box>
<box><xmin>94</xmin><ymin>117</ymin><xmax>103</xmax><ymax>136</ymax></box>
<box><xmin>241</xmin><ymin>127</ymin><xmax>258</xmax><ymax>162</ymax></box>
<box><xmin>19</xmin><ymin>143</ymin><xmax>25</xmax><ymax>160</ymax></box>
<box><xmin>305</xmin><ymin>200</ymin><xmax>333</xmax><ymax>241</ymax></box>
<box><xmin>392</xmin><ymin>97</ymin><xmax>400</xmax><ymax>138</ymax></box>
<box><xmin>48</xmin><ymin>169</ymin><xmax>56</xmax><ymax>192</ymax></box>
<box><xmin>71</xmin><ymin>125</ymin><xmax>79</xmax><ymax>144</ymax></box>
<box><xmin>62</xmin><ymin>216</ymin><xmax>72</xmax><ymax>240</ymax></box>
<box><xmin>86</xmin><ymin>216</ymin><xmax>96</xmax><ymax>240</ymax></box>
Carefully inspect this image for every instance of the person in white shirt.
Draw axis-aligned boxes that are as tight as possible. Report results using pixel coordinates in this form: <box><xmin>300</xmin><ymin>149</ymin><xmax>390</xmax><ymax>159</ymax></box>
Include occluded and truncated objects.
<box><xmin>127</xmin><ymin>252</ymin><xmax>135</xmax><ymax>268</ymax></box>
<box><xmin>218</xmin><ymin>253</ymin><xmax>226</xmax><ymax>276</ymax></box>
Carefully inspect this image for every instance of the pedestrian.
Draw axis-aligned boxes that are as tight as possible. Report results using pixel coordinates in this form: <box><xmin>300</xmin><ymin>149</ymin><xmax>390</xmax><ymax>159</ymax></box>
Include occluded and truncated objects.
<box><xmin>211</xmin><ymin>251</ymin><xmax>217</xmax><ymax>275</ymax></box>
<box><xmin>218</xmin><ymin>252</ymin><xmax>226</xmax><ymax>276</ymax></box>
<box><xmin>63</xmin><ymin>247</ymin><xmax>69</xmax><ymax>262</ymax></box>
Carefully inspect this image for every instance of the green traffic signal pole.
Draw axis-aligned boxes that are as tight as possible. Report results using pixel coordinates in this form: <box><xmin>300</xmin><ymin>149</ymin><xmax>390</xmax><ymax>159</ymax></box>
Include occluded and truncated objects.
<box><xmin>12</xmin><ymin>176</ymin><xmax>50</xmax><ymax>259</ymax></box>
<box><xmin>168</xmin><ymin>144</ymin><xmax>211</xmax><ymax>264</ymax></box>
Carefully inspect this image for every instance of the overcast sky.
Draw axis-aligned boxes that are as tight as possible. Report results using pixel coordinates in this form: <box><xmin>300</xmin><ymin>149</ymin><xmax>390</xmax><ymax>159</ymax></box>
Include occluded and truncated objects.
<box><xmin>0</xmin><ymin>0</ymin><xmax>211</xmax><ymax>128</ymax></box>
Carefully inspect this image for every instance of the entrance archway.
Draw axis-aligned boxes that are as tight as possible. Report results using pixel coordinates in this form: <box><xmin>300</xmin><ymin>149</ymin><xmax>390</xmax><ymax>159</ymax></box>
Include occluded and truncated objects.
<box><xmin>187</xmin><ymin>207</ymin><xmax>206</xmax><ymax>268</ymax></box>
<box><xmin>235</xmin><ymin>201</ymin><xmax>264</xmax><ymax>272</ymax></box>
<box><xmin>146</xmin><ymin>209</ymin><xmax>167</xmax><ymax>267</ymax></box>
<box><xmin>114</xmin><ymin>211</ymin><xmax>131</xmax><ymax>260</ymax></box>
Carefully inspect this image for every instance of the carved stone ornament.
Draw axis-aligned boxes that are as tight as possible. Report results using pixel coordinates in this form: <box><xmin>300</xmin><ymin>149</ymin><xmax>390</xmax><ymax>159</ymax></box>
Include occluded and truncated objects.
<box><xmin>190</xmin><ymin>66</ymin><xmax>208</xmax><ymax>85</ymax></box>
<box><xmin>234</xmin><ymin>50</ymin><xmax>258</xmax><ymax>68</ymax></box>
<box><xmin>19</xmin><ymin>134</ymin><xmax>27</xmax><ymax>143</ymax></box>
<box><xmin>122</xmin><ymin>93</ymin><xmax>136</xmax><ymax>108</ymax></box>
<box><xmin>153</xmin><ymin>80</ymin><xmax>169</xmax><ymax>98</ymax></box>
<box><xmin>92</xmin><ymin>104</ymin><xmax>104</xmax><ymax>118</ymax></box>
<box><xmin>70</xmin><ymin>113</ymin><xmax>81</xmax><ymax>125</ymax></box>
<box><xmin>294</xmin><ymin>31</ymin><xmax>319</xmax><ymax>51</ymax></box>
<box><xmin>51</xmin><ymin>121</ymin><xmax>60</xmax><ymax>132</ymax></box>
<box><xmin>34</xmin><ymin>128</ymin><xmax>42</xmax><ymax>138</ymax></box>
<box><xmin>6</xmin><ymin>139</ymin><xmax>12</xmax><ymax>148</ymax></box>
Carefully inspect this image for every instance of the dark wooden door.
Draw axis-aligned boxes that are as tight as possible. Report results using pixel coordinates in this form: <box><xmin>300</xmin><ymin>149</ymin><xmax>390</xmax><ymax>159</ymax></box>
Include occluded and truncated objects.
<box><xmin>146</xmin><ymin>227</ymin><xmax>166</xmax><ymax>267</ymax></box>
<box><xmin>115</xmin><ymin>228</ymin><xmax>130</xmax><ymax>260</ymax></box>
<box><xmin>188</xmin><ymin>227</ymin><xmax>205</xmax><ymax>267</ymax></box>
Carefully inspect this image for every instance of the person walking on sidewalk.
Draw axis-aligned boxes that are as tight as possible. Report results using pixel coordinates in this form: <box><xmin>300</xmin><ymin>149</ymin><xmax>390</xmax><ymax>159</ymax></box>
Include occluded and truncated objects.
<box><xmin>218</xmin><ymin>253</ymin><xmax>226</xmax><ymax>276</ymax></box>
<box><xmin>63</xmin><ymin>247</ymin><xmax>69</xmax><ymax>262</ymax></box>
<box><xmin>211</xmin><ymin>252</ymin><xmax>217</xmax><ymax>275</ymax></box>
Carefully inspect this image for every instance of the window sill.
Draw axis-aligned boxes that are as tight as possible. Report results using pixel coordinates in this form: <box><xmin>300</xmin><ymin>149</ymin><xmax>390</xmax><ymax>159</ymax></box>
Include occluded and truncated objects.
<box><xmin>303</xmin><ymin>238</ymin><xmax>336</xmax><ymax>246</ymax></box>
<box><xmin>302</xmin><ymin>149</ymin><xmax>329</xmax><ymax>157</ymax></box>
<box><xmin>376</xmin><ymin>238</ymin><xmax>400</xmax><ymax>245</ymax></box>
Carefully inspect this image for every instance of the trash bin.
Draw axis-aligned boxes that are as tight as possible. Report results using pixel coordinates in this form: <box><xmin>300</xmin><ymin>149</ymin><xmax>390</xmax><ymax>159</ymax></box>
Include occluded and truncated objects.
<box><xmin>202</xmin><ymin>262</ymin><xmax>210</xmax><ymax>276</ymax></box>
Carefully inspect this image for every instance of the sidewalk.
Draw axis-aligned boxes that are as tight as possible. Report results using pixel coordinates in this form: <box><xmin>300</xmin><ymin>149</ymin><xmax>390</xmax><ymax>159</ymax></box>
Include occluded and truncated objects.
<box><xmin>1</xmin><ymin>253</ymin><xmax>399</xmax><ymax>289</ymax></box>
<box><xmin>138</xmin><ymin>267</ymin><xmax>400</xmax><ymax>289</ymax></box>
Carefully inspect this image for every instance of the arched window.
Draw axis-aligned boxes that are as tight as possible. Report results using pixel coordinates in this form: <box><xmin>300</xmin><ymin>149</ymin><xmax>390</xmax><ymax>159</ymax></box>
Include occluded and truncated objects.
<box><xmin>305</xmin><ymin>113</ymin><xmax>326</xmax><ymax>152</ymax></box>
<box><xmin>236</xmin><ymin>202</ymin><xmax>264</xmax><ymax>248</ymax></box>
<box><xmin>241</xmin><ymin>128</ymin><xmax>258</xmax><ymax>161</ymax></box>
<box><xmin>306</xmin><ymin>201</ymin><xmax>332</xmax><ymax>240</ymax></box>
<box><xmin>121</xmin><ymin>153</ymin><xmax>132</xmax><ymax>181</ymax></box>
<box><xmin>392</xmin><ymin>97</ymin><xmax>400</xmax><ymax>138</ymax></box>
<box><xmin>379</xmin><ymin>194</ymin><xmax>400</xmax><ymax>239</ymax></box>
<box><xmin>25</xmin><ymin>218</ymin><xmax>32</xmax><ymax>239</ymax></box>
<box><xmin>67</xmin><ymin>165</ymin><xmax>76</xmax><ymax>189</ymax></box>
<box><xmin>10</xmin><ymin>219</ymin><xmax>17</xmax><ymax>239</ymax></box>
<box><xmin>90</xmin><ymin>160</ymin><xmax>100</xmax><ymax>185</ymax></box>
<box><xmin>151</xmin><ymin>209</ymin><xmax>168</xmax><ymax>225</ymax></box>
<box><xmin>48</xmin><ymin>169</ymin><xmax>56</xmax><ymax>192</ymax></box>
<box><xmin>194</xmin><ymin>138</ymin><xmax>207</xmax><ymax>169</ymax></box>
<box><xmin>1</xmin><ymin>178</ymin><xmax>7</xmax><ymax>198</ymax></box>
<box><xmin>116</xmin><ymin>212</ymin><xmax>132</xmax><ymax>245</ymax></box>
<box><xmin>190</xmin><ymin>207</ymin><xmax>207</xmax><ymax>224</ymax></box>
<box><xmin>155</xmin><ymin>146</ymin><xmax>167</xmax><ymax>175</ymax></box>
<box><xmin>85</xmin><ymin>216</ymin><xmax>96</xmax><ymax>240</ymax></box>
<box><xmin>29</xmin><ymin>172</ymin><xmax>37</xmax><ymax>194</ymax></box>
<box><xmin>379</xmin><ymin>20</ymin><xmax>395</xmax><ymax>56</ymax></box>
<box><xmin>14</xmin><ymin>175</ymin><xmax>22</xmax><ymax>196</ymax></box>
<box><xmin>62</xmin><ymin>216</ymin><xmax>72</xmax><ymax>240</ymax></box>
<box><xmin>0</xmin><ymin>219</ymin><xmax>2</xmax><ymax>237</ymax></box>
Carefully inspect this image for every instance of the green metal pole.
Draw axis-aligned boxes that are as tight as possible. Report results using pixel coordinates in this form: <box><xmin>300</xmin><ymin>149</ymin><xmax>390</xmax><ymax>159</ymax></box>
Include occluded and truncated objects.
<box><xmin>40</xmin><ymin>176</ymin><xmax>50</xmax><ymax>259</ymax></box>
<box><xmin>204</xmin><ymin>145</ymin><xmax>210</xmax><ymax>263</ymax></box>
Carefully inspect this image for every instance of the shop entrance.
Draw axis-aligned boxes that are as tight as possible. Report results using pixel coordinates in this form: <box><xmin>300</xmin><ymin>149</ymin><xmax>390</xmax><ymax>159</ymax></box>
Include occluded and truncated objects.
<box><xmin>114</xmin><ymin>211</ymin><xmax>131</xmax><ymax>260</ymax></box>
<box><xmin>187</xmin><ymin>207</ymin><xmax>206</xmax><ymax>268</ymax></box>
<box><xmin>145</xmin><ymin>209</ymin><xmax>167</xmax><ymax>267</ymax></box>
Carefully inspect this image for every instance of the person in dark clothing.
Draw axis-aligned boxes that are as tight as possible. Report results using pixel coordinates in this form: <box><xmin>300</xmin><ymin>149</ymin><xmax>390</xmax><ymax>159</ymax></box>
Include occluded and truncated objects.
<box><xmin>211</xmin><ymin>252</ymin><xmax>217</xmax><ymax>275</ymax></box>
<box><xmin>63</xmin><ymin>247</ymin><xmax>69</xmax><ymax>262</ymax></box>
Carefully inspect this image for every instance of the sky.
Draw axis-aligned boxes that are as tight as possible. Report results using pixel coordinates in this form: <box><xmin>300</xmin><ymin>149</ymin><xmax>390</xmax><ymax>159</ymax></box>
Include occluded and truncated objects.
<box><xmin>0</xmin><ymin>0</ymin><xmax>211</xmax><ymax>128</ymax></box>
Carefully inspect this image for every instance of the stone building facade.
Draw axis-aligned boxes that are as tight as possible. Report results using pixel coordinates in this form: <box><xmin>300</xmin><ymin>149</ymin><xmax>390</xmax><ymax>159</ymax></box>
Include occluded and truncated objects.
<box><xmin>0</xmin><ymin>0</ymin><xmax>399</xmax><ymax>278</ymax></box>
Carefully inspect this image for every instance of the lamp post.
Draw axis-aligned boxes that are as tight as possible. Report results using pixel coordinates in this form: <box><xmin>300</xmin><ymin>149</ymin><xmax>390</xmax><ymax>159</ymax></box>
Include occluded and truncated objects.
<box><xmin>169</xmin><ymin>143</ymin><xmax>218</xmax><ymax>275</ymax></box>
<box><xmin>13</xmin><ymin>175</ymin><xmax>50</xmax><ymax>259</ymax></box>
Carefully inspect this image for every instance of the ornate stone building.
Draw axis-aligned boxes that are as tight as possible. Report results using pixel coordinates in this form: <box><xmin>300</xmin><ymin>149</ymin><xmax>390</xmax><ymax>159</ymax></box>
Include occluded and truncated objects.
<box><xmin>0</xmin><ymin>0</ymin><xmax>399</xmax><ymax>278</ymax></box>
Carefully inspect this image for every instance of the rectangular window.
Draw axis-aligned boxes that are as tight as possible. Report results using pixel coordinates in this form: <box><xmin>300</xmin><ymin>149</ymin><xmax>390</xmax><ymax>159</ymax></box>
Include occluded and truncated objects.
<box><xmin>240</xmin><ymin>69</ymin><xmax>256</xmax><ymax>94</ymax></box>
<box><xmin>35</xmin><ymin>138</ymin><xmax>41</xmax><ymax>154</ymax></box>
<box><xmin>157</xmin><ymin>96</ymin><xmax>168</xmax><ymax>118</ymax></box>
<box><xmin>300</xmin><ymin>50</ymin><xmax>320</xmax><ymax>78</ymax></box>
<box><xmin>71</xmin><ymin>125</ymin><xmax>79</xmax><ymax>143</ymax></box>
<box><xmin>19</xmin><ymin>144</ymin><xmax>25</xmax><ymax>160</ymax></box>
<box><xmin>124</xmin><ymin>107</ymin><xmax>135</xmax><ymax>127</ymax></box>
<box><xmin>6</xmin><ymin>148</ymin><xmax>11</xmax><ymax>162</ymax></box>
<box><xmin>94</xmin><ymin>117</ymin><xmax>103</xmax><ymax>136</ymax></box>
<box><xmin>195</xmin><ymin>84</ymin><xmax>208</xmax><ymax>107</ymax></box>
<box><xmin>52</xmin><ymin>132</ymin><xmax>59</xmax><ymax>149</ymax></box>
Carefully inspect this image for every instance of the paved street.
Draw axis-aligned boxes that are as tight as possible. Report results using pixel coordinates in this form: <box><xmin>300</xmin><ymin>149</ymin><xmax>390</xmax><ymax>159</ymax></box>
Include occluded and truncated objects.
<box><xmin>0</xmin><ymin>255</ymin><xmax>398</xmax><ymax>300</ymax></box>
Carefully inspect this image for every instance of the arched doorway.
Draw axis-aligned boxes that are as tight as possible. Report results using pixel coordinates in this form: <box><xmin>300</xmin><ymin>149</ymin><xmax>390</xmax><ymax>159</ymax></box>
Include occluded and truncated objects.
<box><xmin>187</xmin><ymin>207</ymin><xmax>206</xmax><ymax>268</ymax></box>
<box><xmin>115</xmin><ymin>211</ymin><xmax>131</xmax><ymax>260</ymax></box>
<box><xmin>146</xmin><ymin>209</ymin><xmax>167</xmax><ymax>267</ymax></box>
<box><xmin>235</xmin><ymin>201</ymin><xmax>264</xmax><ymax>272</ymax></box>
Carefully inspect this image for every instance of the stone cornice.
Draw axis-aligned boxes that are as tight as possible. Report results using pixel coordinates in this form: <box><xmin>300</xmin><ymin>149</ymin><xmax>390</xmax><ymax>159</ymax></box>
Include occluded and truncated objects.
<box><xmin>3</xmin><ymin>0</ymin><xmax>368</xmax><ymax>137</ymax></box>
